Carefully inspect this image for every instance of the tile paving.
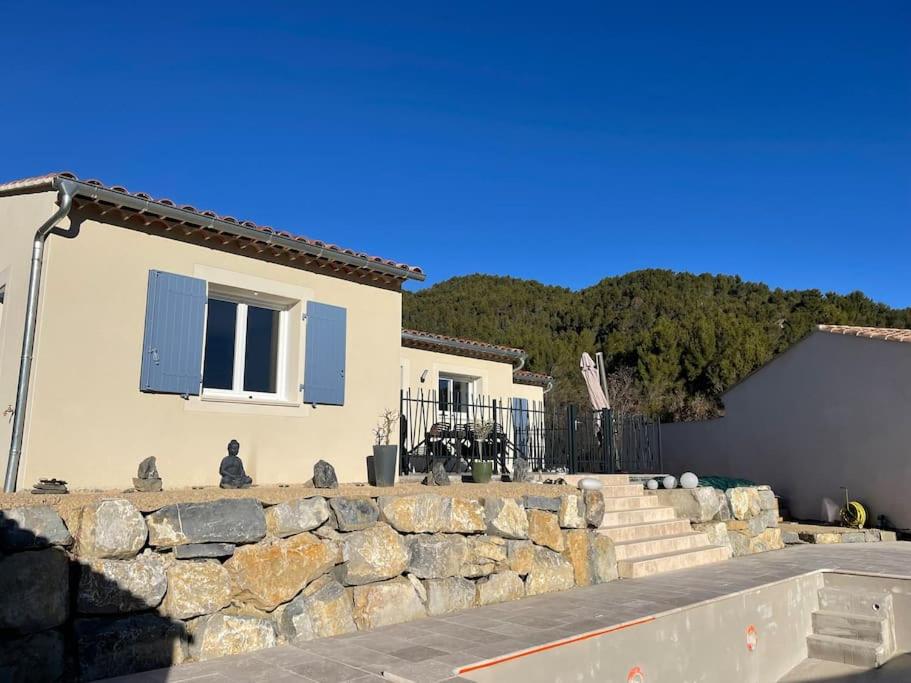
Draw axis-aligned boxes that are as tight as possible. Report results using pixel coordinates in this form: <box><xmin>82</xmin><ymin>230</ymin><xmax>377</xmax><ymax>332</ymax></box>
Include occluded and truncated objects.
<box><xmin>107</xmin><ymin>543</ymin><xmax>911</xmax><ymax>683</ymax></box>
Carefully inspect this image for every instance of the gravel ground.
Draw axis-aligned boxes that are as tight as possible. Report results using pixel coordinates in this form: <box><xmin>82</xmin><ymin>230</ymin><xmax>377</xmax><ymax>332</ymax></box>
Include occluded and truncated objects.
<box><xmin>0</xmin><ymin>479</ymin><xmax>578</xmax><ymax>530</ymax></box>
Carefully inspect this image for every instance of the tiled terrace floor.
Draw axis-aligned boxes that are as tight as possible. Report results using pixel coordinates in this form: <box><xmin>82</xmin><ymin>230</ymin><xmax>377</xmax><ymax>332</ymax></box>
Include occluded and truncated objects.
<box><xmin>108</xmin><ymin>543</ymin><xmax>911</xmax><ymax>683</ymax></box>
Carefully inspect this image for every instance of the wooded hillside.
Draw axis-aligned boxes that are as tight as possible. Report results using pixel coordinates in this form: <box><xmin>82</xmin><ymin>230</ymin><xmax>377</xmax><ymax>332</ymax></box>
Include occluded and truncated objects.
<box><xmin>403</xmin><ymin>270</ymin><xmax>911</xmax><ymax>420</ymax></box>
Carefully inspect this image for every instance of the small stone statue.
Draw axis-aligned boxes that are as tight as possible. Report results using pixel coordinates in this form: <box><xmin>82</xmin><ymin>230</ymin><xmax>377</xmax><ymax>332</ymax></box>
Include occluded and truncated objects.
<box><xmin>422</xmin><ymin>460</ymin><xmax>450</xmax><ymax>486</ymax></box>
<box><xmin>512</xmin><ymin>457</ymin><xmax>530</xmax><ymax>483</ymax></box>
<box><xmin>219</xmin><ymin>440</ymin><xmax>253</xmax><ymax>489</ymax></box>
<box><xmin>30</xmin><ymin>478</ymin><xmax>68</xmax><ymax>495</ymax></box>
<box><xmin>313</xmin><ymin>460</ymin><xmax>338</xmax><ymax>489</ymax></box>
<box><xmin>133</xmin><ymin>456</ymin><xmax>163</xmax><ymax>492</ymax></box>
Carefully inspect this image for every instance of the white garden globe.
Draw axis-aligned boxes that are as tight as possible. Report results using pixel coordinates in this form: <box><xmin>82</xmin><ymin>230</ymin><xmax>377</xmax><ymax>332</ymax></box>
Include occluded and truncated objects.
<box><xmin>662</xmin><ymin>475</ymin><xmax>678</xmax><ymax>490</ymax></box>
<box><xmin>646</xmin><ymin>479</ymin><xmax>659</xmax><ymax>490</ymax></box>
<box><xmin>578</xmin><ymin>477</ymin><xmax>603</xmax><ymax>491</ymax></box>
<box><xmin>680</xmin><ymin>472</ymin><xmax>699</xmax><ymax>489</ymax></box>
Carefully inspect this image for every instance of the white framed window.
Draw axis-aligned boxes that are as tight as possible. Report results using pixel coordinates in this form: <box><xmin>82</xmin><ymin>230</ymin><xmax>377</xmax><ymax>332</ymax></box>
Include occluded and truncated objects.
<box><xmin>201</xmin><ymin>288</ymin><xmax>291</xmax><ymax>402</ymax></box>
<box><xmin>438</xmin><ymin>374</ymin><xmax>475</xmax><ymax>417</ymax></box>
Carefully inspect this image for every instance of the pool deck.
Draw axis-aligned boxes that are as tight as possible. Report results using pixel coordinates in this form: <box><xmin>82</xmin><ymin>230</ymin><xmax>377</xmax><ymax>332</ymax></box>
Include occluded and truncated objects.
<box><xmin>106</xmin><ymin>542</ymin><xmax>911</xmax><ymax>683</ymax></box>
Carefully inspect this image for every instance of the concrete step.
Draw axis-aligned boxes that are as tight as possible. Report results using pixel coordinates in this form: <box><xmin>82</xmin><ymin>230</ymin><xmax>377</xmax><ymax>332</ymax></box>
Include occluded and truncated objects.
<box><xmin>562</xmin><ymin>474</ymin><xmax>631</xmax><ymax>487</ymax></box>
<box><xmin>812</xmin><ymin>610</ymin><xmax>891</xmax><ymax>644</ymax></box>
<box><xmin>600</xmin><ymin>484</ymin><xmax>645</xmax><ymax>498</ymax></box>
<box><xmin>806</xmin><ymin>634</ymin><xmax>888</xmax><ymax>669</ymax></box>
<box><xmin>600</xmin><ymin>506</ymin><xmax>676</xmax><ymax>527</ymax></box>
<box><xmin>597</xmin><ymin>519</ymin><xmax>693</xmax><ymax>543</ymax></box>
<box><xmin>602</xmin><ymin>496</ymin><xmax>664</xmax><ymax>512</ymax></box>
<box><xmin>818</xmin><ymin>586</ymin><xmax>894</xmax><ymax>620</ymax></box>
<box><xmin>617</xmin><ymin>545</ymin><xmax>732</xmax><ymax>579</ymax></box>
<box><xmin>613</xmin><ymin>532</ymin><xmax>710</xmax><ymax>561</ymax></box>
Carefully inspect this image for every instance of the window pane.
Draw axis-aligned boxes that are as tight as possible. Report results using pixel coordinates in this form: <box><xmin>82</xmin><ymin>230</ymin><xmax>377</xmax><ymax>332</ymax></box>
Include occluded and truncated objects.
<box><xmin>203</xmin><ymin>299</ymin><xmax>237</xmax><ymax>390</ymax></box>
<box><xmin>438</xmin><ymin>378</ymin><xmax>449</xmax><ymax>412</ymax></box>
<box><xmin>244</xmin><ymin>305</ymin><xmax>279</xmax><ymax>393</ymax></box>
<box><xmin>452</xmin><ymin>380</ymin><xmax>464</xmax><ymax>413</ymax></box>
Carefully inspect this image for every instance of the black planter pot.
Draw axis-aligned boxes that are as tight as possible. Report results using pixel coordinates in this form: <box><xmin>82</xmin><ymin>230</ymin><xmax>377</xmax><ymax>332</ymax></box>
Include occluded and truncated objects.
<box><xmin>371</xmin><ymin>445</ymin><xmax>398</xmax><ymax>487</ymax></box>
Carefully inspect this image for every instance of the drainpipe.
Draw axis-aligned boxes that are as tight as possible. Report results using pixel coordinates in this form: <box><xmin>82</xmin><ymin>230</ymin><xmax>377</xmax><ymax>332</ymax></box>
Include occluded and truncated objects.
<box><xmin>4</xmin><ymin>180</ymin><xmax>76</xmax><ymax>492</ymax></box>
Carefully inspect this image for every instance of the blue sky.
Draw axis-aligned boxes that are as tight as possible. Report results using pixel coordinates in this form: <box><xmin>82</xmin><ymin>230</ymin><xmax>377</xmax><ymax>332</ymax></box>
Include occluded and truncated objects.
<box><xmin>1</xmin><ymin>2</ymin><xmax>908</xmax><ymax>305</ymax></box>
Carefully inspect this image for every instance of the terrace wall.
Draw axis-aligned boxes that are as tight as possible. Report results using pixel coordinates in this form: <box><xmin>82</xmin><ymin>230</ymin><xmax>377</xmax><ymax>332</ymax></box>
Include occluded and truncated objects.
<box><xmin>0</xmin><ymin>489</ymin><xmax>614</xmax><ymax>681</ymax></box>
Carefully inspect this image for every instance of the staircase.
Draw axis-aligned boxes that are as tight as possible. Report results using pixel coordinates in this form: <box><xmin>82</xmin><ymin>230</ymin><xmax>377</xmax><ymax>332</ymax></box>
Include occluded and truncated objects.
<box><xmin>806</xmin><ymin>585</ymin><xmax>897</xmax><ymax>669</ymax></box>
<box><xmin>566</xmin><ymin>474</ymin><xmax>732</xmax><ymax>579</ymax></box>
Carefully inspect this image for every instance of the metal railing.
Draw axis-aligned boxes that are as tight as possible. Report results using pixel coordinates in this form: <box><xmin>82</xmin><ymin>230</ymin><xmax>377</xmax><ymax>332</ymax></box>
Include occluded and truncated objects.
<box><xmin>398</xmin><ymin>390</ymin><xmax>661</xmax><ymax>475</ymax></box>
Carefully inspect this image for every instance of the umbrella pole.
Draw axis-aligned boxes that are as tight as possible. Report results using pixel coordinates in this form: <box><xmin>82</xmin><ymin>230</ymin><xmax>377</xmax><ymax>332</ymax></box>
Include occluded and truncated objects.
<box><xmin>595</xmin><ymin>352</ymin><xmax>610</xmax><ymax>408</ymax></box>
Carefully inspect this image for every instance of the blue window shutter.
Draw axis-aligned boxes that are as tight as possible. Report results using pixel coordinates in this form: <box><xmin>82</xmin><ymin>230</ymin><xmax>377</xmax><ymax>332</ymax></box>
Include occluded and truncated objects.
<box><xmin>512</xmin><ymin>397</ymin><xmax>530</xmax><ymax>455</ymax></box>
<box><xmin>304</xmin><ymin>301</ymin><xmax>347</xmax><ymax>405</ymax></box>
<box><xmin>140</xmin><ymin>270</ymin><xmax>206</xmax><ymax>395</ymax></box>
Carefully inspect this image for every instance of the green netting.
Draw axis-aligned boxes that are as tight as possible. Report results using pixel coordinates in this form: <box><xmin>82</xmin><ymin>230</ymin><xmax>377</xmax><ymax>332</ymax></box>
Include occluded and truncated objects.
<box><xmin>697</xmin><ymin>475</ymin><xmax>756</xmax><ymax>490</ymax></box>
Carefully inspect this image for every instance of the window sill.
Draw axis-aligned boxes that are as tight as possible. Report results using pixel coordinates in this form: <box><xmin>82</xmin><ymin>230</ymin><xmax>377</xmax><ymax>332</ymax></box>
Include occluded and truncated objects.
<box><xmin>200</xmin><ymin>394</ymin><xmax>301</xmax><ymax>408</ymax></box>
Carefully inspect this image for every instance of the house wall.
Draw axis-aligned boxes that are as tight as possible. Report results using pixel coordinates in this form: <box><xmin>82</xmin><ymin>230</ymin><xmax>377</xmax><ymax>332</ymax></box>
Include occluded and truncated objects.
<box><xmin>662</xmin><ymin>331</ymin><xmax>911</xmax><ymax>529</ymax></box>
<box><xmin>399</xmin><ymin>346</ymin><xmax>544</xmax><ymax>406</ymax></box>
<box><xmin>0</xmin><ymin>192</ymin><xmax>403</xmax><ymax>490</ymax></box>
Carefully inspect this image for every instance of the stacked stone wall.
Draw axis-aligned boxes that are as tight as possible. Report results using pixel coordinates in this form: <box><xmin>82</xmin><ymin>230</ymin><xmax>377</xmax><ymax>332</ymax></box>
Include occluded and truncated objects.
<box><xmin>0</xmin><ymin>490</ymin><xmax>615</xmax><ymax>681</ymax></box>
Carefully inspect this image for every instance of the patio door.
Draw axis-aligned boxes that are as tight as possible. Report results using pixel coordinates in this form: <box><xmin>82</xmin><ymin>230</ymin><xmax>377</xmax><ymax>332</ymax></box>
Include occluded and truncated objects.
<box><xmin>438</xmin><ymin>374</ymin><xmax>473</xmax><ymax>426</ymax></box>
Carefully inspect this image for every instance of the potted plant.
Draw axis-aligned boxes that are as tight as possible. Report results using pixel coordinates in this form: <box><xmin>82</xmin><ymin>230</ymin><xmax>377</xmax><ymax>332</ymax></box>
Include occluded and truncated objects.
<box><xmin>468</xmin><ymin>420</ymin><xmax>494</xmax><ymax>483</ymax></box>
<box><xmin>370</xmin><ymin>409</ymin><xmax>399</xmax><ymax>487</ymax></box>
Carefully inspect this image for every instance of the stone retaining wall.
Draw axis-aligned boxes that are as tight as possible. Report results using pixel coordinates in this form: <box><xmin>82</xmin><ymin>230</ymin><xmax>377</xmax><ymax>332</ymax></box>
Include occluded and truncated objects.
<box><xmin>0</xmin><ymin>490</ymin><xmax>614</xmax><ymax>681</ymax></box>
<box><xmin>646</xmin><ymin>485</ymin><xmax>785</xmax><ymax>557</ymax></box>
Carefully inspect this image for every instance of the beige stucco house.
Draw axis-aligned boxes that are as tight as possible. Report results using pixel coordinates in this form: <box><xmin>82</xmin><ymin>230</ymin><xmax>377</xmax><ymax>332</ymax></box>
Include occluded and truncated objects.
<box><xmin>0</xmin><ymin>172</ymin><xmax>548</xmax><ymax>491</ymax></box>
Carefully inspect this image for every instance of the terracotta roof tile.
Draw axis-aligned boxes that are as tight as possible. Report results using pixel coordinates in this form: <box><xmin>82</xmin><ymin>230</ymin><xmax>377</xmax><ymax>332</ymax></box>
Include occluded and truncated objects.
<box><xmin>817</xmin><ymin>325</ymin><xmax>911</xmax><ymax>344</ymax></box>
<box><xmin>402</xmin><ymin>329</ymin><xmax>526</xmax><ymax>357</ymax></box>
<box><xmin>512</xmin><ymin>369</ymin><xmax>554</xmax><ymax>386</ymax></box>
<box><xmin>0</xmin><ymin>172</ymin><xmax>423</xmax><ymax>280</ymax></box>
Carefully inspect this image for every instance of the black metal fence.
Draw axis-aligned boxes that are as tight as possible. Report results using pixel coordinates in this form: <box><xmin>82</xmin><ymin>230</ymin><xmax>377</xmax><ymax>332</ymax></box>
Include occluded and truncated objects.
<box><xmin>399</xmin><ymin>389</ymin><xmax>661</xmax><ymax>476</ymax></box>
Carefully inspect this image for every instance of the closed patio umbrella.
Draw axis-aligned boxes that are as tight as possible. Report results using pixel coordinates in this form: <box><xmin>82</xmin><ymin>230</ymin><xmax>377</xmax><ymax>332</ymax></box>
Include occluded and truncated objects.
<box><xmin>581</xmin><ymin>352</ymin><xmax>610</xmax><ymax>410</ymax></box>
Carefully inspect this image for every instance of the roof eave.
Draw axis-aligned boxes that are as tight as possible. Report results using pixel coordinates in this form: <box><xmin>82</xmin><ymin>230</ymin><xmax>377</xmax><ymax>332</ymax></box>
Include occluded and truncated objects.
<box><xmin>0</xmin><ymin>175</ymin><xmax>425</xmax><ymax>282</ymax></box>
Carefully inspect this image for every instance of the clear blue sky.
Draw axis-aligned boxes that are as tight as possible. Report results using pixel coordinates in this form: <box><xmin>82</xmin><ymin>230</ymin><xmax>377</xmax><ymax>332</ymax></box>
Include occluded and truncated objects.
<box><xmin>2</xmin><ymin>2</ymin><xmax>908</xmax><ymax>305</ymax></box>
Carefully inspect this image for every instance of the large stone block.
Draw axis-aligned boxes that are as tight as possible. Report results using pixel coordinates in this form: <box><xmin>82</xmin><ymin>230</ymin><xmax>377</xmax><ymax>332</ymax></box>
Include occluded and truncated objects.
<box><xmin>225</xmin><ymin>533</ymin><xmax>338</xmax><ymax>610</ymax></box>
<box><xmin>528</xmin><ymin>509</ymin><xmax>564</xmax><ymax>552</ymax></box>
<box><xmin>476</xmin><ymin>571</ymin><xmax>525</xmax><ymax>605</ymax></box>
<box><xmin>525</xmin><ymin>546</ymin><xmax>575</xmax><ymax>596</ymax></box>
<box><xmin>338</xmin><ymin>522</ymin><xmax>408</xmax><ymax>586</ymax></box>
<box><xmin>351</xmin><ymin>577</ymin><xmax>426</xmax><ymax>630</ymax></box>
<box><xmin>729</xmin><ymin>527</ymin><xmax>784</xmax><ymax>557</ymax></box>
<box><xmin>713</xmin><ymin>489</ymin><xmax>732</xmax><ymax>521</ymax></box>
<box><xmin>757</xmin><ymin>488</ymin><xmax>777</xmax><ymax>511</ymax></box>
<box><xmin>266</xmin><ymin>498</ymin><xmax>330</xmax><ymax>538</ymax></box>
<box><xmin>558</xmin><ymin>494</ymin><xmax>586</xmax><ymax>529</ymax></box>
<box><xmin>75</xmin><ymin>614</ymin><xmax>187</xmax><ymax>680</ymax></box>
<box><xmin>484</xmin><ymin>498</ymin><xmax>528</xmax><ymax>539</ymax></box>
<box><xmin>379</xmin><ymin>495</ymin><xmax>485</xmax><ymax>534</ymax></box>
<box><xmin>562</xmin><ymin>529</ymin><xmax>592</xmax><ymax>587</ymax></box>
<box><xmin>758</xmin><ymin>509</ymin><xmax>778</xmax><ymax>529</ymax></box>
<box><xmin>650</xmin><ymin>488</ymin><xmax>723</xmax><ymax>523</ymax></box>
<box><xmin>583</xmin><ymin>491</ymin><xmax>605</xmax><ymax>528</ymax></box>
<box><xmin>77</xmin><ymin>552</ymin><xmax>168</xmax><ymax>614</ymax></box>
<box><xmin>590</xmin><ymin>533</ymin><xmax>618</xmax><ymax>584</ymax></box>
<box><xmin>0</xmin><ymin>547</ymin><xmax>68</xmax><ymax>634</ymax></box>
<box><xmin>279</xmin><ymin>575</ymin><xmax>357</xmax><ymax>642</ymax></box>
<box><xmin>74</xmin><ymin>499</ymin><xmax>147</xmax><ymax>559</ymax></box>
<box><xmin>162</xmin><ymin>560</ymin><xmax>232</xmax><ymax>620</ymax></box>
<box><xmin>726</xmin><ymin>488</ymin><xmax>762</xmax><ymax>521</ymax></box>
<box><xmin>0</xmin><ymin>629</ymin><xmax>65</xmax><ymax>683</ymax></box>
<box><xmin>726</xmin><ymin>517</ymin><xmax>765</xmax><ymax>536</ymax></box>
<box><xmin>0</xmin><ymin>506</ymin><xmax>72</xmax><ymax>550</ymax></box>
<box><xmin>506</xmin><ymin>539</ymin><xmax>535</xmax><ymax>576</ymax></box>
<box><xmin>329</xmin><ymin>497</ymin><xmax>379</xmax><ymax>531</ymax></box>
<box><xmin>692</xmin><ymin>522</ymin><xmax>731</xmax><ymax>550</ymax></box>
<box><xmin>424</xmin><ymin>577</ymin><xmax>477</xmax><ymax>616</ymax></box>
<box><xmin>146</xmin><ymin>498</ymin><xmax>266</xmax><ymax>547</ymax></box>
<box><xmin>465</xmin><ymin>535</ymin><xmax>507</xmax><ymax>576</ymax></box>
<box><xmin>407</xmin><ymin>533</ymin><xmax>470</xmax><ymax>579</ymax></box>
<box><xmin>174</xmin><ymin>542</ymin><xmax>235</xmax><ymax>560</ymax></box>
<box><xmin>523</xmin><ymin>495</ymin><xmax>561</xmax><ymax>512</ymax></box>
<box><xmin>189</xmin><ymin>613</ymin><xmax>276</xmax><ymax>661</ymax></box>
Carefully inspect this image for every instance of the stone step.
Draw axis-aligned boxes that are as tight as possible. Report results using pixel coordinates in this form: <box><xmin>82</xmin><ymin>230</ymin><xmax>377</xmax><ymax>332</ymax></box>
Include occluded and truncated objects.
<box><xmin>617</xmin><ymin>545</ymin><xmax>732</xmax><ymax>579</ymax></box>
<box><xmin>812</xmin><ymin>610</ymin><xmax>890</xmax><ymax>644</ymax></box>
<box><xmin>818</xmin><ymin>586</ymin><xmax>894</xmax><ymax>620</ymax></box>
<box><xmin>562</xmin><ymin>474</ymin><xmax>631</xmax><ymax>487</ymax></box>
<box><xmin>613</xmin><ymin>532</ymin><xmax>709</xmax><ymax>561</ymax></box>
<box><xmin>806</xmin><ymin>634</ymin><xmax>888</xmax><ymax>669</ymax></box>
<box><xmin>602</xmin><ymin>496</ymin><xmax>664</xmax><ymax>512</ymax></box>
<box><xmin>597</xmin><ymin>519</ymin><xmax>693</xmax><ymax>543</ymax></box>
<box><xmin>600</xmin><ymin>484</ymin><xmax>645</xmax><ymax>499</ymax></box>
<box><xmin>600</xmin><ymin>506</ymin><xmax>676</xmax><ymax>527</ymax></box>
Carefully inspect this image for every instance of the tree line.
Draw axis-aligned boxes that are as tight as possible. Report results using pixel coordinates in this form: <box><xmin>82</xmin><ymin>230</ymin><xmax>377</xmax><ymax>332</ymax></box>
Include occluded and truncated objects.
<box><xmin>402</xmin><ymin>270</ymin><xmax>911</xmax><ymax>421</ymax></box>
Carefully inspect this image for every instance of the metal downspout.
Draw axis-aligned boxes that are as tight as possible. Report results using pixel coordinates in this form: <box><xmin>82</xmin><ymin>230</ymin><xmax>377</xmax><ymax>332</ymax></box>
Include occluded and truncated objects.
<box><xmin>4</xmin><ymin>180</ymin><xmax>76</xmax><ymax>492</ymax></box>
